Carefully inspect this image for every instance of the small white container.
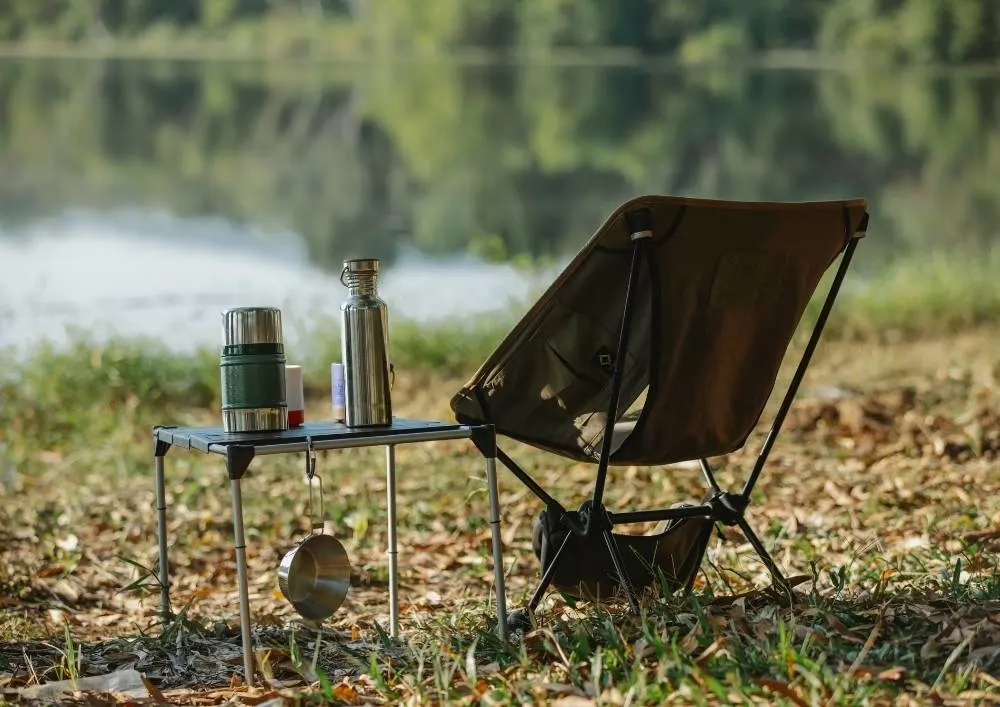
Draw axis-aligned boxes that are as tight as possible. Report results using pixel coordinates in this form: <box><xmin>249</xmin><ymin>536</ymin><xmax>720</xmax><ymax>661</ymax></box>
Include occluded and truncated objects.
<box><xmin>285</xmin><ymin>364</ymin><xmax>305</xmax><ymax>427</ymax></box>
<box><xmin>331</xmin><ymin>363</ymin><xmax>346</xmax><ymax>423</ymax></box>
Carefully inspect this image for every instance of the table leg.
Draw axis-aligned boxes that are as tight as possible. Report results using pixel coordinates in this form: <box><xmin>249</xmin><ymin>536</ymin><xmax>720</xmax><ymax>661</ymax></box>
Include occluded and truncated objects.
<box><xmin>485</xmin><ymin>455</ymin><xmax>509</xmax><ymax>641</ymax></box>
<box><xmin>385</xmin><ymin>444</ymin><xmax>399</xmax><ymax>638</ymax></box>
<box><xmin>229</xmin><ymin>478</ymin><xmax>255</xmax><ymax>688</ymax></box>
<box><xmin>154</xmin><ymin>454</ymin><xmax>172</xmax><ymax>621</ymax></box>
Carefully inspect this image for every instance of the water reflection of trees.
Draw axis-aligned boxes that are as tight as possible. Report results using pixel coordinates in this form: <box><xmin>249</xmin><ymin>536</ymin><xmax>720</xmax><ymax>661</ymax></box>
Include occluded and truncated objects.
<box><xmin>2</xmin><ymin>1</ymin><xmax>997</xmax><ymax>64</ymax></box>
<box><xmin>0</xmin><ymin>59</ymin><xmax>997</xmax><ymax>272</ymax></box>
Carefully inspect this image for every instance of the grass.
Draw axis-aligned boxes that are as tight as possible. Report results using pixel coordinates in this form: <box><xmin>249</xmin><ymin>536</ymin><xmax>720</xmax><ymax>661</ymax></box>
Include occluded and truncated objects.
<box><xmin>6</xmin><ymin>242</ymin><xmax>1000</xmax><ymax>394</ymax></box>
<box><xmin>809</xmin><ymin>245</ymin><xmax>1000</xmax><ymax>339</ymax></box>
<box><xmin>2</xmin><ymin>270</ymin><xmax>1000</xmax><ymax>704</ymax></box>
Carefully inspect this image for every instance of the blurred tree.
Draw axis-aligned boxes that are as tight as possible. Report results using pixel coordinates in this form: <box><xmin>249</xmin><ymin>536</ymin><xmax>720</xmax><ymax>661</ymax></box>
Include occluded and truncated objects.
<box><xmin>819</xmin><ymin>0</ymin><xmax>999</xmax><ymax>63</ymax></box>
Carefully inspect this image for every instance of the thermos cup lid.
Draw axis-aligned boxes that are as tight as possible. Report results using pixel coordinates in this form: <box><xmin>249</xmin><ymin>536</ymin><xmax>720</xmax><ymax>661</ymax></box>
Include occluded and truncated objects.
<box><xmin>221</xmin><ymin>306</ymin><xmax>284</xmax><ymax>347</ymax></box>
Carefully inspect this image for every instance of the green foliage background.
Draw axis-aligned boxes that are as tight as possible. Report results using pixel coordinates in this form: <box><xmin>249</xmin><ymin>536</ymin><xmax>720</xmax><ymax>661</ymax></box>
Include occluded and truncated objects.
<box><xmin>0</xmin><ymin>0</ymin><xmax>998</xmax><ymax>64</ymax></box>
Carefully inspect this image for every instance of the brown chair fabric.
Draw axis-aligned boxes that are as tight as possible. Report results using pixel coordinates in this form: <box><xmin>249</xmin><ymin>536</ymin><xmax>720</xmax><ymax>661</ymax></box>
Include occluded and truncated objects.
<box><xmin>451</xmin><ymin>195</ymin><xmax>868</xmax><ymax>466</ymax></box>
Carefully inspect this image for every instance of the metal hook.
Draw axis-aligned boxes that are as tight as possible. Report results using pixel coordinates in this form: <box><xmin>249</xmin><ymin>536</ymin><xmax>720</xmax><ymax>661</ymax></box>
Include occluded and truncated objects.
<box><xmin>305</xmin><ymin>437</ymin><xmax>324</xmax><ymax>529</ymax></box>
<box><xmin>305</xmin><ymin>436</ymin><xmax>317</xmax><ymax>480</ymax></box>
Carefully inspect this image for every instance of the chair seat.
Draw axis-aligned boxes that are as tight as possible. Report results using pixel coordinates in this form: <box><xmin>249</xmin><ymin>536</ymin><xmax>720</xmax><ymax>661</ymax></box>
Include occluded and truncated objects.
<box><xmin>610</xmin><ymin>419</ymin><xmax>637</xmax><ymax>454</ymax></box>
<box><xmin>452</xmin><ymin>194</ymin><xmax>868</xmax><ymax>466</ymax></box>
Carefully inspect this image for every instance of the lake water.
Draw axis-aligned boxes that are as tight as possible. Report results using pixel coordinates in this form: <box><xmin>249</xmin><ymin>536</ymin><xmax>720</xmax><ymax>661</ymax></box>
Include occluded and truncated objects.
<box><xmin>0</xmin><ymin>208</ymin><xmax>550</xmax><ymax>353</ymax></box>
<box><xmin>1</xmin><ymin>59</ymin><xmax>998</xmax><ymax>353</ymax></box>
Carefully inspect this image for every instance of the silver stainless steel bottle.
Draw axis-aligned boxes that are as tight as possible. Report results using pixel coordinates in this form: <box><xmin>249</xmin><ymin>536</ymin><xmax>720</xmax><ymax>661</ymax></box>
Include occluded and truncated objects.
<box><xmin>340</xmin><ymin>258</ymin><xmax>392</xmax><ymax>426</ymax></box>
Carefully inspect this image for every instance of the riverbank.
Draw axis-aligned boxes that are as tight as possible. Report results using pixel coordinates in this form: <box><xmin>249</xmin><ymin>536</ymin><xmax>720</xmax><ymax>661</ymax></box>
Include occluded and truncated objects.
<box><xmin>6</xmin><ymin>240</ymin><xmax>1000</xmax><ymax>393</ymax></box>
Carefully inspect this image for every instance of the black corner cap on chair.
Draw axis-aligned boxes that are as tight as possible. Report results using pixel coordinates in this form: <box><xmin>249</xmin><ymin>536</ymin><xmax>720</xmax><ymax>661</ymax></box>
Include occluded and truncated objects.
<box><xmin>624</xmin><ymin>207</ymin><xmax>653</xmax><ymax>235</ymax></box>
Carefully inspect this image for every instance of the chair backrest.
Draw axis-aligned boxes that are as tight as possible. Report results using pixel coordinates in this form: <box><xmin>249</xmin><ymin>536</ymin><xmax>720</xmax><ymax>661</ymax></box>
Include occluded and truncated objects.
<box><xmin>451</xmin><ymin>195</ymin><xmax>869</xmax><ymax>466</ymax></box>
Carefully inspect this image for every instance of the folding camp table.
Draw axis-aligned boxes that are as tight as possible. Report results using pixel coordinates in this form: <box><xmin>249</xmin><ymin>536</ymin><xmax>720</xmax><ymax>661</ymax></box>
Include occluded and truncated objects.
<box><xmin>151</xmin><ymin>418</ymin><xmax>508</xmax><ymax>688</ymax></box>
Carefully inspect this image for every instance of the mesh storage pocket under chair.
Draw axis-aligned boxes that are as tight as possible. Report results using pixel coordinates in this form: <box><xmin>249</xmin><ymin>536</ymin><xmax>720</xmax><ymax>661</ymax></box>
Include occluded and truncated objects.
<box><xmin>451</xmin><ymin>195</ymin><xmax>870</xmax><ymax>628</ymax></box>
<box><xmin>532</xmin><ymin>501</ymin><xmax>716</xmax><ymax>602</ymax></box>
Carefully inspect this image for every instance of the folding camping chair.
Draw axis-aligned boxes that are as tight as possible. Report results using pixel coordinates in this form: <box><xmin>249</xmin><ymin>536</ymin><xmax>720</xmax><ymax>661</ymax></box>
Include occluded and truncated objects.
<box><xmin>451</xmin><ymin>195</ymin><xmax>869</xmax><ymax>628</ymax></box>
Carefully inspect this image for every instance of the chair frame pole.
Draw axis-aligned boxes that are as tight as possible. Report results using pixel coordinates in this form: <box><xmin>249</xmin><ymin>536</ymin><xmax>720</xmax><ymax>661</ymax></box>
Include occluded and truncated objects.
<box><xmin>496</xmin><ymin>448</ymin><xmax>563</xmax><ymax>513</ymax></box>
<box><xmin>525</xmin><ymin>532</ymin><xmax>573</xmax><ymax>612</ymax></box>
<box><xmin>587</xmin><ymin>232</ymin><xmax>650</xmax><ymax>534</ymax></box>
<box><xmin>740</xmin><ymin>235</ymin><xmax>861</xmax><ymax>501</ymax></box>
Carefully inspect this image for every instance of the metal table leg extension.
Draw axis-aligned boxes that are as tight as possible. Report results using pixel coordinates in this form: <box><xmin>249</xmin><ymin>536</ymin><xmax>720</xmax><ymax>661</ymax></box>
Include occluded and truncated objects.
<box><xmin>154</xmin><ymin>453</ymin><xmax>172</xmax><ymax>620</ymax></box>
<box><xmin>229</xmin><ymin>478</ymin><xmax>255</xmax><ymax>688</ymax></box>
<box><xmin>385</xmin><ymin>445</ymin><xmax>400</xmax><ymax>637</ymax></box>
<box><xmin>485</xmin><ymin>453</ymin><xmax>509</xmax><ymax>641</ymax></box>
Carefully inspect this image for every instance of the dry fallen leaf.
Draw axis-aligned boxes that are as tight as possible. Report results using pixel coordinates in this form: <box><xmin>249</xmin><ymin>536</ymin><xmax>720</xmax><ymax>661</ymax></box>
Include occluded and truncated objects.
<box><xmin>679</xmin><ymin>623</ymin><xmax>702</xmax><ymax>654</ymax></box>
<box><xmin>753</xmin><ymin>677</ymin><xmax>809</xmax><ymax>707</ymax></box>
<box><xmin>332</xmin><ymin>682</ymin><xmax>360</xmax><ymax>704</ymax></box>
<box><xmin>878</xmin><ymin>667</ymin><xmax>908</xmax><ymax>683</ymax></box>
<box><xmin>141</xmin><ymin>672</ymin><xmax>169</xmax><ymax>704</ymax></box>
<box><xmin>695</xmin><ymin>637</ymin><xmax>726</xmax><ymax>666</ymax></box>
<box><xmin>552</xmin><ymin>697</ymin><xmax>596</xmax><ymax>707</ymax></box>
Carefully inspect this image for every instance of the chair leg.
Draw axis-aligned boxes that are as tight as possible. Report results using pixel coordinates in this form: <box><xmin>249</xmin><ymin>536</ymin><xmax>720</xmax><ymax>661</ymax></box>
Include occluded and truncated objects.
<box><xmin>602</xmin><ymin>528</ymin><xmax>640</xmax><ymax>614</ymax></box>
<box><xmin>509</xmin><ymin>522</ymin><xmax>646</xmax><ymax>632</ymax></box>
<box><xmin>507</xmin><ymin>531</ymin><xmax>575</xmax><ymax>631</ymax></box>
<box><xmin>527</xmin><ymin>531</ymin><xmax>573</xmax><ymax>611</ymax></box>
<box><xmin>734</xmin><ymin>515</ymin><xmax>792</xmax><ymax>594</ymax></box>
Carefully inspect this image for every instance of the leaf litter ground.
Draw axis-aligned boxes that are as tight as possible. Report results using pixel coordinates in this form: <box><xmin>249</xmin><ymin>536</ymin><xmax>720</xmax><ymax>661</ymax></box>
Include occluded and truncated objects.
<box><xmin>1</xmin><ymin>331</ymin><xmax>1000</xmax><ymax>705</ymax></box>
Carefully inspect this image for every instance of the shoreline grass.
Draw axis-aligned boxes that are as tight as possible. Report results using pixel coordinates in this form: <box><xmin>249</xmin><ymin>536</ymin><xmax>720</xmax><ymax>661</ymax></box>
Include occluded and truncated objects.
<box><xmin>5</xmin><ymin>243</ymin><xmax>1000</xmax><ymax>409</ymax></box>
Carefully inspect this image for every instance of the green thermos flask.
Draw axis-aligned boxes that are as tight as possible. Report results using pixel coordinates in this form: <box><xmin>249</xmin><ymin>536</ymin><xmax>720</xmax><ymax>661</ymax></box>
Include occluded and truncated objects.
<box><xmin>219</xmin><ymin>306</ymin><xmax>288</xmax><ymax>433</ymax></box>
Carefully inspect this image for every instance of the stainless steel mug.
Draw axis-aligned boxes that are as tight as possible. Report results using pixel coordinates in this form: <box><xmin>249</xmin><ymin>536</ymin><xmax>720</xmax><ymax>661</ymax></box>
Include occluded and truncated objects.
<box><xmin>340</xmin><ymin>258</ymin><xmax>392</xmax><ymax>427</ymax></box>
<box><xmin>277</xmin><ymin>456</ymin><xmax>351</xmax><ymax>621</ymax></box>
<box><xmin>277</xmin><ymin>531</ymin><xmax>351</xmax><ymax>621</ymax></box>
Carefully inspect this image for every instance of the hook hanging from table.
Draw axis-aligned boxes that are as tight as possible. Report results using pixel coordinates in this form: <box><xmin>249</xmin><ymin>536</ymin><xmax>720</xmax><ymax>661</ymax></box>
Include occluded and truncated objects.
<box><xmin>305</xmin><ymin>436</ymin><xmax>317</xmax><ymax>480</ymax></box>
<box><xmin>305</xmin><ymin>436</ymin><xmax>324</xmax><ymax>526</ymax></box>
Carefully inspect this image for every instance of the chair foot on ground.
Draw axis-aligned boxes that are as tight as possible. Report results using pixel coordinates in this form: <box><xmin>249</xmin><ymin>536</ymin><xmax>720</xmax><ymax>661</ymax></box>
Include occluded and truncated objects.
<box><xmin>506</xmin><ymin>608</ymin><xmax>534</xmax><ymax>633</ymax></box>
